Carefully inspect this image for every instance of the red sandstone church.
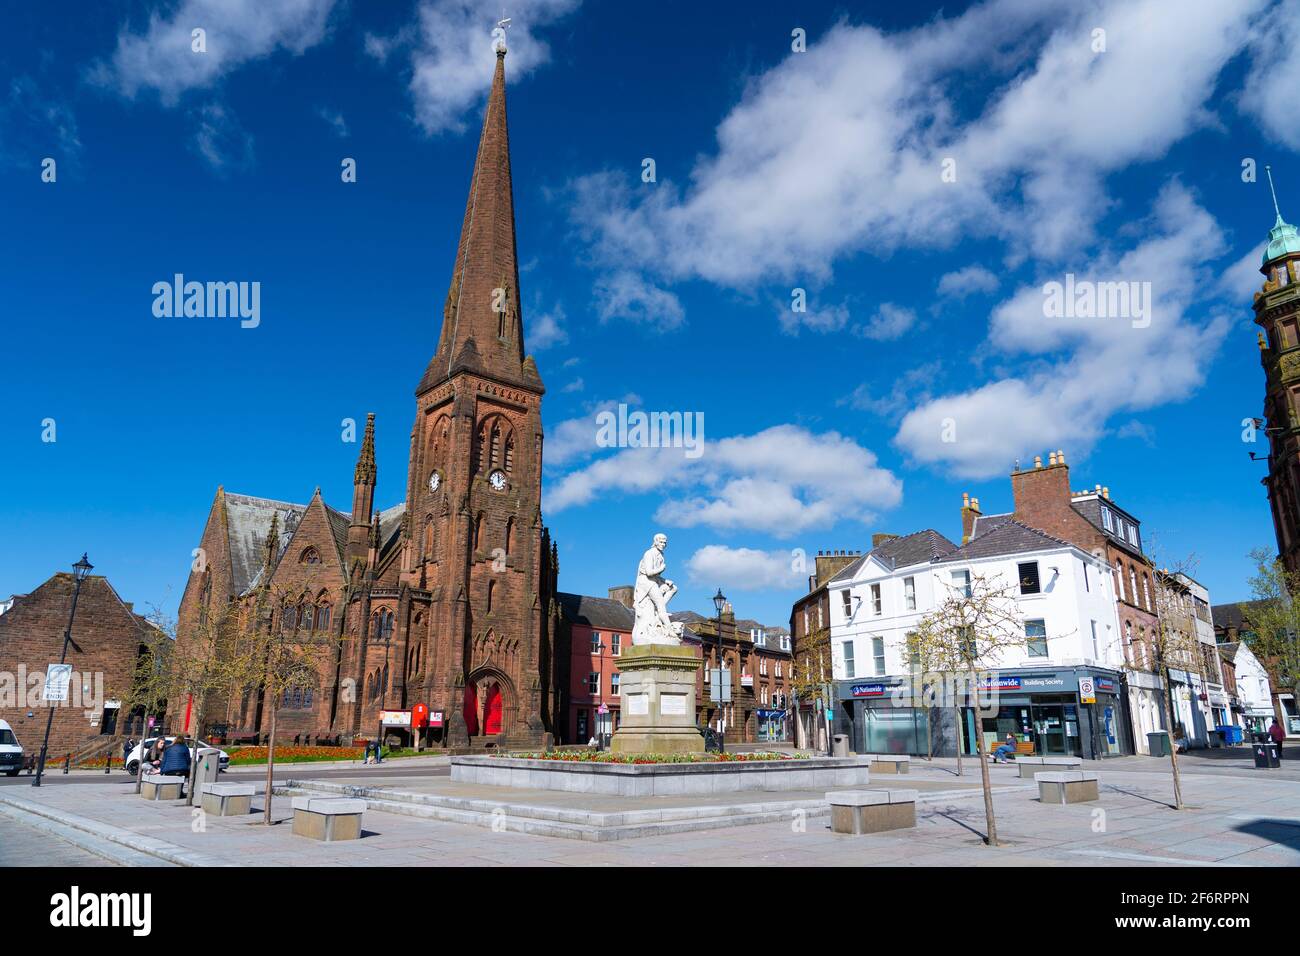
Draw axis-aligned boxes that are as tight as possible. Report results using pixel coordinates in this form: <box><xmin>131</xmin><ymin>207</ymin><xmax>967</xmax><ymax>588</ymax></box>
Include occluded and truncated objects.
<box><xmin>174</xmin><ymin>47</ymin><xmax>561</xmax><ymax>749</ymax></box>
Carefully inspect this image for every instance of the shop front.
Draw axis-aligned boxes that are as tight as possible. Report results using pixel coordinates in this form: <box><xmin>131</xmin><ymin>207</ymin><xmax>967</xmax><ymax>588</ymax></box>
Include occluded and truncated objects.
<box><xmin>757</xmin><ymin>708</ymin><xmax>787</xmax><ymax>742</ymax></box>
<box><xmin>974</xmin><ymin>668</ymin><xmax>1130</xmax><ymax>759</ymax></box>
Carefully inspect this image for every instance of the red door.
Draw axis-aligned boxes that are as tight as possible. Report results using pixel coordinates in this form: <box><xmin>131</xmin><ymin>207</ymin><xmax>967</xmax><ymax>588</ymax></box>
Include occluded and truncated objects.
<box><xmin>462</xmin><ymin>683</ymin><xmax>480</xmax><ymax>737</ymax></box>
<box><xmin>483</xmin><ymin>682</ymin><xmax>503</xmax><ymax>735</ymax></box>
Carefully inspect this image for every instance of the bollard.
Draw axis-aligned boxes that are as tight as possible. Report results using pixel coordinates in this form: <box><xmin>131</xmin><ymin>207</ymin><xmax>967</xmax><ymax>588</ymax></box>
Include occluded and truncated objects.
<box><xmin>63</xmin><ymin>753</ymin><xmax>71</xmax><ymax>774</ymax></box>
<box><xmin>104</xmin><ymin>753</ymin><xmax>112</xmax><ymax>775</ymax></box>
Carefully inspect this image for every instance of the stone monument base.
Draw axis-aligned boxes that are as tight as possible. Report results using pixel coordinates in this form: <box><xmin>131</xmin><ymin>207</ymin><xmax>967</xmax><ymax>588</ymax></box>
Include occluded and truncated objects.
<box><xmin>609</xmin><ymin>643</ymin><xmax>704</xmax><ymax>755</ymax></box>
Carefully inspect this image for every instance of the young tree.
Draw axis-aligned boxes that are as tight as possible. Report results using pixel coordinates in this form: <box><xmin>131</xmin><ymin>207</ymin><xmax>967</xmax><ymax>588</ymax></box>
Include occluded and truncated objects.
<box><xmin>908</xmin><ymin>572</ymin><xmax>1039</xmax><ymax>847</ymax></box>
<box><xmin>105</xmin><ymin>607</ymin><xmax>173</xmax><ymax>794</ymax></box>
<box><xmin>235</xmin><ymin>580</ymin><xmax>343</xmax><ymax>825</ymax></box>
<box><xmin>1244</xmin><ymin>548</ymin><xmax>1300</xmax><ymax>716</ymax></box>
<box><xmin>791</xmin><ymin>613</ymin><xmax>833</xmax><ymax>753</ymax></box>
<box><xmin>1149</xmin><ymin>561</ymin><xmax>1207</xmax><ymax>811</ymax></box>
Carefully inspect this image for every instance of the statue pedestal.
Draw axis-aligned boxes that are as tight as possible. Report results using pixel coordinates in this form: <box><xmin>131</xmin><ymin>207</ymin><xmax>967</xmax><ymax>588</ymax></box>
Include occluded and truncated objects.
<box><xmin>610</xmin><ymin>644</ymin><xmax>705</xmax><ymax>755</ymax></box>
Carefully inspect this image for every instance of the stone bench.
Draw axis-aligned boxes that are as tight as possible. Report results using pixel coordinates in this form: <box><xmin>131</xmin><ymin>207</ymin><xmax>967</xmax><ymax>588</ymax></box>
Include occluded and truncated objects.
<box><xmin>868</xmin><ymin>755</ymin><xmax>910</xmax><ymax>775</ymax></box>
<box><xmin>291</xmin><ymin>796</ymin><xmax>365</xmax><ymax>842</ymax></box>
<box><xmin>827</xmin><ymin>789</ymin><xmax>918</xmax><ymax>834</ymax></box>
<box><xmin>140</xmin><ymin>775</ymin><xmax>185</xmax><ymax>801</ymax></box>
<box><xmin>1036</xmin><ymin>771</ymin><xmax>1099</xmax><ymax>804</ymax></box>
<box><xmin>1017</xmin><ymin>755</ymin><xmax>1083</xmax><ymax>779</ymax></box>
<box><xmin>199</xmin><ymin>782</ymin><xmax>254</xmax><ymax>817</ymax></box>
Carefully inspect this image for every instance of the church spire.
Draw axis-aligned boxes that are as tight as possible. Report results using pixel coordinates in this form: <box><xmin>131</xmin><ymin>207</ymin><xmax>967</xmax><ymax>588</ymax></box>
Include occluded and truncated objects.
<box><xmin>348</xmin><ymin>413</ymin><xmax>377</xmax><ymax>566</ymax></box>
<box><xmin>417</xmin><ymin>39</ymin><xmax>541</xmax><ymax>396</ymax></box>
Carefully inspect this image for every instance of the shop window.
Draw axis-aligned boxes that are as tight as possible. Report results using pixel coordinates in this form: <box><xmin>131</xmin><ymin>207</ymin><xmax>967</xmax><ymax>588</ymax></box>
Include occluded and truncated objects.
<box><xmin>1018</xmin><ymin>561</ymin><xmax>1041</xmax><ymax>595</ymax></box>
<box><xmin>1025</xmin><ymin>619</ymin><xmax>1048</xmax><ymax>657</ymax></box>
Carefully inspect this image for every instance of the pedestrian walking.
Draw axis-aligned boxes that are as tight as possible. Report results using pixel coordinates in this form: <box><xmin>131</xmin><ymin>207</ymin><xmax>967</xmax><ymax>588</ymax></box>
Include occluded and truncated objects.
<box><xmin>1270</xmin><ymin>718</ymin><xmax>1286</xmax><ymax>761</ymax></box>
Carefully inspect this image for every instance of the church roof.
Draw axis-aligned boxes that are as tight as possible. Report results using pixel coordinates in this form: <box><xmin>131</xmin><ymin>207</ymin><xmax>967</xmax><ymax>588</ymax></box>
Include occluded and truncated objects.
<box><xmin>223</xmin><ymin>492</ymin><xmax>307</xmax><ymax>596</ymax></box>
<box><xmin>416</xmin><ymin>49</ymin><xmax>542</xmax><ymax>396</ymax></box>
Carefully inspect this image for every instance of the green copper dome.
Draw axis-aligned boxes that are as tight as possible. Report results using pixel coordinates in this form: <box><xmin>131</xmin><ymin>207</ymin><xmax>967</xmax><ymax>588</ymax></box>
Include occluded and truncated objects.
<box><xmin>1263</xmin><ymin>214</ymin><xmax>1300</xmax><ymax>265</ymax></box>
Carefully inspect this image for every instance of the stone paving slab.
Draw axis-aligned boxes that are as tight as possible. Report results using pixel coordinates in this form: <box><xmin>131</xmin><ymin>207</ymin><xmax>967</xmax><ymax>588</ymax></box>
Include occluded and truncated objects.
<box><xmin>1</xmin><ymin>764</ymin><xmax>1296</xmax><ymax>867</ymax></box>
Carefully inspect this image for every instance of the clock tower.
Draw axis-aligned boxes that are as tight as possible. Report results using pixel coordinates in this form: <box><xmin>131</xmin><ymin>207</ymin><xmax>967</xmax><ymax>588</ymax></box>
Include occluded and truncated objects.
<box><xmin>1256</xmin><ymin>167</ymin><xmax>1300</xmax><ymax>575</ymax></box>
<box><xmin>401</xmin><ymin>43</ymin><xmax>557</xmax><ymax>747</ymax></box>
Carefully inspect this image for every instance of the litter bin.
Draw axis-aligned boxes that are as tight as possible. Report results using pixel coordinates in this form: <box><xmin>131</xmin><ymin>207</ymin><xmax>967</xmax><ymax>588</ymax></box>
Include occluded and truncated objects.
<box><xmin>1147</xmin><ymin>731</ymin><xmax>1170</xmax><ymax>757</ymax></box>
<box><xmin>194</xmin><ymin>748</ymin><xmax>221</xmax><ymax>784</ymax></box>
<box><xmin>1207</xmin><ymin>730</ymin><xmax>1224</xmax><ymax>749</ymax></box>
<box><xmin>831</xmin><ymin>734</ymin><xmax>849</xmax><ymax>757</ymax></box>
<box><xmin>1253</xmin><ymin>742</ymin><xmax>1281</xmax><ymax>769</ymax></box>
<box><xmin>1216</xmin><ymin>724</ymin><xmax>1242</xmax><ymax>745</ymax></box>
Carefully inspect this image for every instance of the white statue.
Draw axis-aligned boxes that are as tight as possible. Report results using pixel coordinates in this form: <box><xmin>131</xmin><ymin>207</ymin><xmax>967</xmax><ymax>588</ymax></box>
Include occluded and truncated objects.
<box><xmin>632</xmin><ymin>533</ymin><xmax>685</xmax><ymax>645</ymax></box>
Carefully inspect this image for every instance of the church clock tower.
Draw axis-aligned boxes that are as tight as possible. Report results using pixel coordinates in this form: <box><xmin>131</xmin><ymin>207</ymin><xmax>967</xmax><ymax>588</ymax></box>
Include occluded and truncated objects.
<box><xmin>1255</xmin><ymin>167</ymin><xmax>1300</xmax><ymax>574</ymax></box>
<box><xmin>401</xmin><ymin>40</ymin><xmax>557</xmax><ymax>747</ymax></box>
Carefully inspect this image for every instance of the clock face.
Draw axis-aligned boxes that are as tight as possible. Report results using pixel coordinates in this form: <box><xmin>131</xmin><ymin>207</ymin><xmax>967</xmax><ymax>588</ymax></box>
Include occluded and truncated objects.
<box><xmin>428</xmin><ymin>471</ymin><xmax>440</xmax><ymax>493</ymax></box>
<box><xmin>489</xmin><ymin>470</ymin><xmax>507</xmax><ymax>491</ymax></box>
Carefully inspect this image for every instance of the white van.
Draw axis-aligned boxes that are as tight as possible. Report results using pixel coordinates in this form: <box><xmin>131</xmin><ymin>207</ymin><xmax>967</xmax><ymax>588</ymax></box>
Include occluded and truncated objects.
<box><xmin>0</xmin><ymin>719</ymin><xmax>24</xmax><ymax>776</ymax></box>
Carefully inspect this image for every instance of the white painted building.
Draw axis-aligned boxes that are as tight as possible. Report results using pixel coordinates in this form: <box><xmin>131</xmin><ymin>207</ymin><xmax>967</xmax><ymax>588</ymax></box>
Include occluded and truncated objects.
<box><xmin>1221</xmin><ymin>640</ymin><xmax>1275</xmax><ymax>735</ymax></box>
<box><xmin>824</xmin><ymin>521</ymin><xmax>1128</xmax><ymax>758</ymax></box>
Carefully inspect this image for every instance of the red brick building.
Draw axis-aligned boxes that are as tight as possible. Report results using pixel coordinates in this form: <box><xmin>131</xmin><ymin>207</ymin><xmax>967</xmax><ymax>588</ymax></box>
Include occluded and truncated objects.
<box><xmin>789</xmin><ymin>550</ymin><xmax>860</xmax><ymax>750</ymax></box>
<box><xmin>0</xmin><ymin>571</ymin><xmax>157</xmax><ymax>761</ymax></box>
<box><xmin>174</xmin><ymin>48</ymin><xmax>561</xmax><ymax>750</ymax></box>
<box><xmin>556</xmin><ymin>590</ymin><xmax>634</xmax><ymax>743</ymax></box>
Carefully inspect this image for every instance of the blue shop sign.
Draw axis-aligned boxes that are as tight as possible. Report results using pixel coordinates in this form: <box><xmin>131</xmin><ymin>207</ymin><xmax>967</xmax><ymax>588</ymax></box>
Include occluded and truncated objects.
<box><xmin>1095</xmin><ymin>677</ymin><xmax>1118</xmax><ymax>694</ymax></box>
<box><xmin>850</xmin><ymin>683</ymin><xmax>890</xmax><ymax>698</ymax></box>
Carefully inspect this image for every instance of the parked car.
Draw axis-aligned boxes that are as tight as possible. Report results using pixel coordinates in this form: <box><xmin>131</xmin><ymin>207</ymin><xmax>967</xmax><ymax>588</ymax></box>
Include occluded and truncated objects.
<box><xmin>0</xmin><ymin>719</ymin><xmax>24</xmax><ymax>777</ymax></box>
<box><xmin>125</xmin><ymin>737</ymin><xmax>228</xmax><ymax>777</ymax></box>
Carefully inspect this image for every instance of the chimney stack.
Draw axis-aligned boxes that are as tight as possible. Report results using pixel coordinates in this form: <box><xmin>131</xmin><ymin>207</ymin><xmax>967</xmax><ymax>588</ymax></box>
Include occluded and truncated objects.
<box><xmin>961</xmin><ymin>491</ymin><xmax>983</xmax><ymax>545</ymax></box>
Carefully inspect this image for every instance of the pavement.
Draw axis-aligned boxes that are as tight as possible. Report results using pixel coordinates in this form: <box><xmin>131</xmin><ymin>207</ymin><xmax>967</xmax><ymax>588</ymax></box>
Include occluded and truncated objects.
<box><xmin>0</xmin><ymin>747</ymin><xmax>1297</xmax><ymax>867</ymax></box>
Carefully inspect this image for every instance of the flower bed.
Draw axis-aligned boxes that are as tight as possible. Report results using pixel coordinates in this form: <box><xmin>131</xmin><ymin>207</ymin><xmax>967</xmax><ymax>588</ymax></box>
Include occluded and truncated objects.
<box><xmin>226</xmin><ymin>745</ymin><xmax>365</xmax><ymax>765</ymax></box>
<box><xmin>495</xmin><ymin>750</ymin><xmax>806</xmax><ymax>765</ymax></box>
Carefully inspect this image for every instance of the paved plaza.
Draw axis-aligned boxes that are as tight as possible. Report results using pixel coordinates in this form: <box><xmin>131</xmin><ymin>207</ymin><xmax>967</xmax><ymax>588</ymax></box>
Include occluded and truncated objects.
<box><xmin>1</xmin><ymin>749</ymin><xmax>1297</xmax><ymax>867</ymax></box>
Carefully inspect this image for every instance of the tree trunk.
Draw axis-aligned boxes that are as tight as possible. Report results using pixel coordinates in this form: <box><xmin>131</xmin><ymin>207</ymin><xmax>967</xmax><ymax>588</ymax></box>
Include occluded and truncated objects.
<box><xmin>953</xmin><ymin>702</ymin><xmax>963</xmax><ymax>776</ymax></box>
<box><xmin>263</xmin><ymin>705</ymin><xmax>278</xmax><ymax>825</ymax></box>
<box><xmin>1160</xmin><ymin>671</ymin><xmax>1185</xmax><ymax>810</ymax></box>
<box><xmin>970</xmin><ymin>671</ymin><xmax>999</xmax><ymax>845</ymax></box>
<box><xmin>185</xmin><ymin>703</ymin><xmax>205</xmax><ymax>807</ymax></box>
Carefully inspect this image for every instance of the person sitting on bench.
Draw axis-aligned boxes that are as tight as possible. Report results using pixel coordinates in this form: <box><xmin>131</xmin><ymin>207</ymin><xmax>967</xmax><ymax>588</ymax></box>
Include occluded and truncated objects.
<box><xmin>159</xmin><ymin>736</ymin><xmax>190</xmax><ymax>777</ymax></box>
<box><xmin>991</xmin><ymin>733</ymin><xmax>1017</xmax><ymax>763</ymax></box>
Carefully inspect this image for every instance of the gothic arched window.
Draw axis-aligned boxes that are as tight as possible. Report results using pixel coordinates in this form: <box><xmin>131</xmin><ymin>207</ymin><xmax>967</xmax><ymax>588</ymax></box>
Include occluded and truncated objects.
<box><xmin>474</xmin><ymin>513</ymin><xmax>484</xmax><ymax>551</ymax></box>
<box><xmin>504</xmin><ymin>517</ymin><xmax>514</xmax><ymax>556</ymax></box>
<box><xmin>300</xmin><ymin>547</ymin><xmax>320</xmax><ymax>564</ymax></box>
<box><xmin>423</xmin><ymin>515</ymin><xmax>435</xmax><ymax>561</ymax></box>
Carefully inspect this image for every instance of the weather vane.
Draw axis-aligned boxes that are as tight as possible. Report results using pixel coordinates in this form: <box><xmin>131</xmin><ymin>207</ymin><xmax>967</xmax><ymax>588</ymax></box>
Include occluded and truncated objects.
<box><xmin>492</xmin><ymin>11</ymin><xmax>511</xmax><ymax>54</ymax></box>
<box><xmin>1263</xmin><ymin>167</ymin><xmax>1284</xmax><ymax>223</ymax></box>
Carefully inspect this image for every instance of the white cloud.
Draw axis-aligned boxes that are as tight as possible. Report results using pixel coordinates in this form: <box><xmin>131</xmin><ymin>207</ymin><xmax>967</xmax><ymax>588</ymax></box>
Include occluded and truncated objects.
<box><xmin>189</xmin><ymin>102</ymin><xmax>253</xmax><ymax>172</ymax></box>
<box><xmin>528</xmin><ymin>303</ymin><xmax>568</xmax><ymax>350</ymax></box>
<box><xmin>592</xmin><ymin>270</ymin><xmax>685</xmax><ymax>330</ymax></box>
<box><xmin>93</xmin><ymin>0</ymin><xmax>339</xmax><ymax>103</ymax></box>
<box><xmin>937</xmin><ymin>265</ymin><xmax>1000</xmax><ymax>299</ymax></box>
<box><xmin>894</xmin><ymin>184</ymin><xmax>1233</xmax><ymax>477</ymax></box>
<box><xmin>857</xmin><ymin>303</ymin><xmax>915</xmax><ymax>341</ymax></box>
<box><xmin>546</xmin><ymin>424</ymin><xmax>902</xmax><ymax>537</ymax></box>
<box><xmin>779</xmin><ymin>299</ymin><xmax>850</xmax><ymax>335</ymax></box>
<box><xmin>1241</xmin><ymin>13</ymin><xmax>1300</xmax><ymax>151</ymax></box>
<box><xmin>561</xmin><ymin>377</ymin><xmax>584</xmax><ymax>393</ymax></box>
<box><xmin>316</xmin><ymin>107</ymin><xmax>348</xmax><ymax>137</ymax></box>
<box><xmin>686</xmin><ymin>545</ymin><xmax>806</xmax><ymax>591</ymax></box>
<box><xmin>567</xmin><ymin>0</ymin><xmax>1265</xmax><ymax>286</ymax></box>
<box><xmin>383</xmin><ymin>0</ymin><xmax>580</xmax><ymax>135</ymax></box>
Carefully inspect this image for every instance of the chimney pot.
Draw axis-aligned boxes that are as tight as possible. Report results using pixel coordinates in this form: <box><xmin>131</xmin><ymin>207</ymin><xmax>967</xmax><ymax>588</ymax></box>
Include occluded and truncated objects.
<box><xmin>1102</xmin><ymin>486</ymin><xmax>1110</xmax><ymax>499</ymax></box>
<box><xmin>1048</xmin><ymin>451</ymin><xmax>1058</xmax><ymax>466</ymax></box>
<box><xmin>962</xmin><ymin>492</ymin><xmax>970</xmax><ymax>507</ymax></box>
<box><xmin>1034</xmin><ymin>455</ymin><xmax>1042</xmax><ymax>468</ymax></box>
<box><xmin>1057</xmin><ymin>449</ymin><xmax>1066</xmax><ymax>464</ymax></box>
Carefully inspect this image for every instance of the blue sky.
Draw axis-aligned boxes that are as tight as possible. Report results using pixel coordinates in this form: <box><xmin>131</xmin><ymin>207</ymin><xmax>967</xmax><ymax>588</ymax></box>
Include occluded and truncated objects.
<box><xmin>1</xmin><ymin>0</ymin><xmax>1295</xmax><ymax>628</ymax></box>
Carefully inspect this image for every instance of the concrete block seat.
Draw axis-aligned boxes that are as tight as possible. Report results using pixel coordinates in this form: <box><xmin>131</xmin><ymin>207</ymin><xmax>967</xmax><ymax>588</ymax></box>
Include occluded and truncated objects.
<box><xmin>199</xmin><ymin>782</ymin><xmax>255</xmax><ymax>817</ymax></box>
<box><xmin>291</xmin><ymin>796</ymin><xmax>365</xmax><ymax>842</ymax></box>
<box><xmin>140</xmin><ymin>774</ymin><xmax>186</xmax><ymax>801</ymax></box>
<box><xmin>1036</xmin><ymin>771</ymin><xmax>1099</xmax><ymax>804</ymax></box>
<box><xmin>827</xmin><ymin>789</ymin><xmax>918</xmax><ymax>834</ymax></box>
<box><xmin>868</xmin><ymin>755</ymin><xmax>910</xmax><ymax>775</ymax></box>
<box><xmin>1016</xmin><ymin>755</ymin><xmax>1083</xmax><ymax>778</ymax></box>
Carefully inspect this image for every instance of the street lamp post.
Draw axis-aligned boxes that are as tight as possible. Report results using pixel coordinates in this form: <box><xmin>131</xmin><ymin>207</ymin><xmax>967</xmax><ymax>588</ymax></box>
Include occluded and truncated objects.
<box><xmin>597</xmin><ymin>635</ymin><xmax>606</xmax><ymax>750</ymax></box>
<box><xmin>34</xmin><ymin>553</ymin><xmax>93</xmax><ymax>788</ymax></box>
<box><xmin>713</xmin><ymin>588</ymin><xmax>726</xmax><ymax>753</ymax></box>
